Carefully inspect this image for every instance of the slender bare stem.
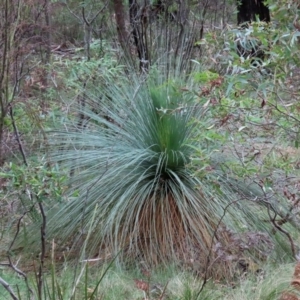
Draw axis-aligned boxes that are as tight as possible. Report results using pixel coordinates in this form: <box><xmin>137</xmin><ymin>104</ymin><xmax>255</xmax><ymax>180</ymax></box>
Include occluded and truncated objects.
<box><xmin>0</xmin><ymin>277</ymin><xmax>19</xmax><ymax>300</ymax></box>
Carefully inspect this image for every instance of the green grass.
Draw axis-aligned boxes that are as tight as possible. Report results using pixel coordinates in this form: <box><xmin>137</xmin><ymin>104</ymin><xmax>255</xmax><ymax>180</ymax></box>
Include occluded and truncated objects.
<box><xmin>1</xmin><ymin>260</ymin><xmax>299</xmax><ymax>299</ymax></box>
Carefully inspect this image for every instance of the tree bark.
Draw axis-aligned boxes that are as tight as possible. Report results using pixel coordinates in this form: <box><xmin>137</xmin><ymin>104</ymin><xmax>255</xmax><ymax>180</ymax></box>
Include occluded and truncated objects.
<box><xmin>237</xmin><ymin>0</ymin><xmax>270</xmax><ymax>25</ymax></box>
<box><xmin>129</xmin><ymin>0</ymin><xmax>149</xmax><ymax>72</ymax></box>
<box><xmin>113</xmin><ymin>0</ymin><xmax>127</xmax><ymax>50</ymax></box>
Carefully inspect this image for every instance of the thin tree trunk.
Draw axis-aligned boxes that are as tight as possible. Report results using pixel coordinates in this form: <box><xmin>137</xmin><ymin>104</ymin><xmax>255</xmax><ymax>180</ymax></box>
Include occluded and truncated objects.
<box><xmin>129</xmin><ymin>0</ymin><xmax>149</xmax><ymax>72</ymax></box>
<box><xmin>44</xmin><ymin>0</ymin><xmax>51</xmax><ymax>65</ymax></box>
<box><xmin>114</xmin><ymin>0</ymin><xmax>127</xmax><ymax>50</ymax></box>
<box><xmin>0</xmin><ymin>0</ymin><xmax>10</xmax><ymax>166</ymax></box>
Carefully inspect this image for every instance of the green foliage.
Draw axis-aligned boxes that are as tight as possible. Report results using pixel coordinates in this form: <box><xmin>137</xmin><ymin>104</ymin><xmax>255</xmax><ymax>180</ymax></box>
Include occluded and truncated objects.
<box><xmin>1</xmin><ymin>161</ymin><xmax>65</xmax><ymax>201</ymax></box>
<box><xmin>193</xmin><ymin>70</ymin><xmax>219</xmax><ymax>83</ymax></box>
<box><xmin>50</xmin><ymin>43</ymin><xmax>124</xmax><ymax>105</ymax></box>
<box><xmin>2</xmin><ymin>0</ymin><xmax>300</xmax><ymax>297</ymax></box>
<box><xmin>35</xmin><ymin>64</ymin><xmax>292</xmax><ymax>276</ymax></box>
<box><xmin>198</xmin><ymin>3</ymin><xmax>300</xmax><ymax>151</ymax></box>
<box><xmin>0</xmin><ymin>160</ymin><xmax>66</xmax><ymax>227</ymax></box>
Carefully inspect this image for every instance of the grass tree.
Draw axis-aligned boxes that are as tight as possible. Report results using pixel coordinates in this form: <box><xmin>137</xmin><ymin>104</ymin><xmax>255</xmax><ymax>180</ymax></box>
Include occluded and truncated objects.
<box><xmin>41</xmin><ymin>70</ymin><xmax>290</xmax><ymax>275</ymax></box>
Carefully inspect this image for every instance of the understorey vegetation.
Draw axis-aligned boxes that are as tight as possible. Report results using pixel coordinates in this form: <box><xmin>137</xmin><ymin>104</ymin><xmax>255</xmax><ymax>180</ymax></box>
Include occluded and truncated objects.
<box><xmin>1</xmin><ymin>0</ymin><xmax>300</xmax><ymax>299</ymax></box>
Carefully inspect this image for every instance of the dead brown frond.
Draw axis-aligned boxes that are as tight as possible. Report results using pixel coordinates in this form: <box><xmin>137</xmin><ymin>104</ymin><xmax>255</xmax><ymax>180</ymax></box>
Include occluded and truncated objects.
<box><xmin>280</xmin><ymin>260</ymin><xmax>300</xmax><ymax>300</ymax></box>
<box><xmin>280</xmin><ymin>292</ymin><xmax>300</xmax><ymax>300</ymax></box>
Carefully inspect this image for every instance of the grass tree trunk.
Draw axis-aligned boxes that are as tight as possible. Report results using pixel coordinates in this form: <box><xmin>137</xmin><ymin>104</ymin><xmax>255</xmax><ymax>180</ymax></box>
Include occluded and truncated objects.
<box><xmin>237</xmin><ymin>0</ymin><xmax>270</xmax><ymax>25</ymax></box>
